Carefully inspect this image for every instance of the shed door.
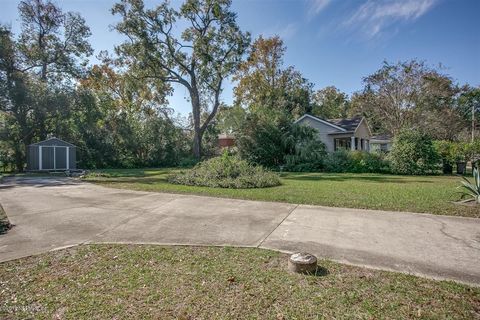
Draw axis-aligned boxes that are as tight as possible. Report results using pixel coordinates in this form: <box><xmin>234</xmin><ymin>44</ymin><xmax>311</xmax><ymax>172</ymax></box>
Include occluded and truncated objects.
<box><xmin>55</xmin><ymin>147</ymin><xmax>67</xmax><ymax>169</ymax></box>
<box><xmin>41</xmin><ymin>147</ymin><xmax>55</xmax><ymax>170</ymax></box>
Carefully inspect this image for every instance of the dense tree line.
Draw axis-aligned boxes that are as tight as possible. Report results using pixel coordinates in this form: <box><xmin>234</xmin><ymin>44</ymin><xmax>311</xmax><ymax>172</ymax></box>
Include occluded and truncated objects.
<box><xmin>1</xmin><ymin>0</ymin><xmax>478</xmax><ymax>172</ymax></box>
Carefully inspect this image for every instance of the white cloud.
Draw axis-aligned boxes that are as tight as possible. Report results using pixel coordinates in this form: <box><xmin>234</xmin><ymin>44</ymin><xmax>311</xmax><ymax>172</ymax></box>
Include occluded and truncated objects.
<box><xmin>261</xmin><ymin>22</ymin><xmax>298</xmax><ymax>40</ymax></box>
<box><xmin>278</xmin><ymin>23</ymin><xmax>298</xmax><ymax>40</ymax></box>
<box><xmin>308</xmin><ymin>0</ymin><xmax>331</xmax><ymax>19</ymax></box>
<box><xmin>345</xmin><ymin>0</ymin><xmax>438</xmax><ymax>39</ymax></box>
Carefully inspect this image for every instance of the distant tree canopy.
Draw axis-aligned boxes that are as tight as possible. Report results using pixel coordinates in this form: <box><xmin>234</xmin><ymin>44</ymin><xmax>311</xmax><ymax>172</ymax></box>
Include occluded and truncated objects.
<box><xmin>0</xmin><ymin>0</ymin><xmax>190</xmax><ymax>171</ymax></box>
<box><xmin>0</xmin><ymin>1</ymin><xmax>477</xmax><ymax>173</ymax></box>
<box><xmin>77</xmin><ymin>63</ymin><xmax>187</xmax><ymax>168</ymax></box>
<box><xmin>350</xmin><ymin>60</ymin><xmax>469</xmax><ymax>140</ymax></box>
<box><xmin>311</xmin><ymin>86</ymin><xmax>350</xmax><ymax>119</ymax></box>
<box><xmin>0</xmin><ymin>0</ymin><xmax>93</xmax><ymax>171</ymax></box>
<box><xmin>18</xmin><ymin>0</ymin><xmax>92</xmax><ymax>81</ymax></box>
<box><xmin>233</xmin><ymin>36</ymin><xmax>313</xmax><ymax>124</ymax></box>
<box><xmin>457</xmin><ymin>86</ymin><xmax>480</xmax><ymax>140</ymax></box>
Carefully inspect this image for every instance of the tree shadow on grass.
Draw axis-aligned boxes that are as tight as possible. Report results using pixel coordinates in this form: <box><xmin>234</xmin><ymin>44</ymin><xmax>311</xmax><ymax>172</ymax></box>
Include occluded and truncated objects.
<box><xmin>282</xmin><ymin>174</ymin><xmax>435</xmax><ymax>184</ymax></box>
<box><xmin>94</xmin><ymin>177</ymin><xmax>167</xmax><ymax>185</ymax></box>
<box><xmin>95</xmin><ymin>168</ymin><xmax>180</xmax><ymax>178</ymax></box>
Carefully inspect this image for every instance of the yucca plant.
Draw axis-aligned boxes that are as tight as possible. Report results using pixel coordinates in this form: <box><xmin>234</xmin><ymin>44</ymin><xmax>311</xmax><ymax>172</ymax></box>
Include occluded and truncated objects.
<box><xmin>457</xmin><ymin>167</ymin><xmax>480</xmax><ymax>204</ymax></box>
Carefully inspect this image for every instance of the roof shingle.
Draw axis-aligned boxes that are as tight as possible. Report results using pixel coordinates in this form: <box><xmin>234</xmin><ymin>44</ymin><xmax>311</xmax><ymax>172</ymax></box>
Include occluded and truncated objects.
<box><xmin>327</xmin><ymin>116</ymin><xmax>363</xmax><ymax>131</ymax></box>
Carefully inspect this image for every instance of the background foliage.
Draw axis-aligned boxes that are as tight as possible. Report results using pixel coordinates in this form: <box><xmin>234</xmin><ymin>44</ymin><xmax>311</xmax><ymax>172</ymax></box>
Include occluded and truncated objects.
<box><xmin>388</xmin><ymin>130</ymin><xmax>440</xmax><ymax>175</ymax></box>
<box><xmin>0</xmin><ymin>0</ymin><xmax>478</xmax><ymax>175</ymax></box>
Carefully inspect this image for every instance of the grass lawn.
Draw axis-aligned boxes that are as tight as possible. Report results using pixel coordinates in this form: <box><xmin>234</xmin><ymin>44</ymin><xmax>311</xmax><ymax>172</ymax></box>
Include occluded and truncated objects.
<box><xmin>84</xmin><ymin>168</ymin><xmax>480</xmax><ymax>218</ymax></box>
<box><xmin>0</xmin><ymin>245</ymin><xmax>479</xmax><ymax>319</ymax></box>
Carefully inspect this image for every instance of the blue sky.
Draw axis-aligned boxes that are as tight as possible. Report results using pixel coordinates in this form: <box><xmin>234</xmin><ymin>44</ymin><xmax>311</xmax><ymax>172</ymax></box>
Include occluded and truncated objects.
<box><xmin>1</xmin><ymin>0</ymin><xmax>479</xmax><ymax>115</ymax></box>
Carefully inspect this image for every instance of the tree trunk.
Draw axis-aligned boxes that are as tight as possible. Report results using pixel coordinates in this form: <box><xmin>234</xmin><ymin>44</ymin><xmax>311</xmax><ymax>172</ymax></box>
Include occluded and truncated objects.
<box><xmin>193</xmin><ymin>130</ymin><xmax>202</xmax><ymax>160</ymax></box>
<box><xmin>190</xmin><ymin>86</ymin><xmax>203</xmax><ymax>160</ymax></box>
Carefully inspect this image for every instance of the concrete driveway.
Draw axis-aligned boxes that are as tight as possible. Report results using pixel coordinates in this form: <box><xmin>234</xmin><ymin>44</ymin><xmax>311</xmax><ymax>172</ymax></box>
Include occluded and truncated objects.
<box><xmin>1</xmin><ymin>176</ymin><xmax>479</xmax><ymax>286</ymax></box>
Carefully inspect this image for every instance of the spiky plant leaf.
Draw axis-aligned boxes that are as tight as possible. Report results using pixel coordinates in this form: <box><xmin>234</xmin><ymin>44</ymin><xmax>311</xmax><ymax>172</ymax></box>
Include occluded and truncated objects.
<box><xmin>457</xmin><ymin>168</ymin><xmax>480</xmax><ymax>204</ymax></box>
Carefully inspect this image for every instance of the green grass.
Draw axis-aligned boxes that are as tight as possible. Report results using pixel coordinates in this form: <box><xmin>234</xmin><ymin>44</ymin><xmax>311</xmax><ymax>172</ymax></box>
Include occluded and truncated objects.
<box><xmin>0</xmin><ymin>244</ymin><xmax>478</xmax><ymax>319</ymax></box>
<box><xmin>84</xmin><ymin>168</ymin><xmax>480</xmax><ymax>218</ymax></box>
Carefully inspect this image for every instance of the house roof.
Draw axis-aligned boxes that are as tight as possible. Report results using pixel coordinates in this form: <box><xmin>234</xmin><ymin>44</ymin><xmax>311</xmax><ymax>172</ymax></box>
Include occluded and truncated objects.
<box><xmin>295</xmin><ymin>114</ymin><xmax>367</xmax><ymax>133</ymax></box>
<box><xmin>370</xmin><ymin>134</ymin><xmax>392</xmax><ymax>142</ymax></box>
<box><xmin>327</xmin><ymin>116</ymin><xmax>363</xmax><ymax>131</ymax></box>
<box><xmin>294</xmin><ymin>114</ymin><xmax>347</xmax><ymax>132</ymax></box>
<box><xmin>328</xmin><ymin>131</ymin><xmax>355</xmax><ymax>135</ymax></box>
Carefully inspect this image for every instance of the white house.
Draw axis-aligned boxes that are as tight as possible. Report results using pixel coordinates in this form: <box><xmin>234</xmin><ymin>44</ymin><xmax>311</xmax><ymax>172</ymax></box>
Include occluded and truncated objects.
<box><xmin>369</xmin><ymin>135</ymin><xmax>393</xmax><ymax>152</ymax></box>
<box><xmin>294</xmin><ymin>114</ymin><xmax>372</xmax><ymax>152</ymax></box>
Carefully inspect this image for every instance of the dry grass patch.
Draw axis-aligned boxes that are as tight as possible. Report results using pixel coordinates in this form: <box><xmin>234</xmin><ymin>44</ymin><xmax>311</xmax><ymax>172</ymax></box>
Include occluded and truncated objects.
<box><xmin>1</xmin><ymin>245</ymin><xmax>479</xmax><ymax>319</ymax></box>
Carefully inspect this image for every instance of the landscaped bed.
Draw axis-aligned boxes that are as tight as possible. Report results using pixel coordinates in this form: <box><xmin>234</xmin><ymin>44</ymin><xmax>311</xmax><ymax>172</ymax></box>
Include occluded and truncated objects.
<box><xmin>168</xmin><ymin>153</ymin><xmax>281</xmax><ymax>188</ymax></box>
<box><xmin>0</xmin><ymin>244</ymin><xmax>479</xmax><ymax>319</ymax></box>
<box><xmin>84</xmin><ymin>168</ymin><xmax>480</xmax><ymax>218</ymax></box>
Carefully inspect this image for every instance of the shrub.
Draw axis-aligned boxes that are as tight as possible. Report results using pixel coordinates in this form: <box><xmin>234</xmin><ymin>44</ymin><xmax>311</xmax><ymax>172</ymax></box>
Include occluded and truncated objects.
<box><xmin>237</xmin><ymin>117</ymin><xmax>328</xmax><ymax>171</ymax></box>
<box><xmin>178</xmin><ymin>156</ymin><xmax>199</xmax><ymax>168</ymax></box>
<box><xmin>349</xmin><ymin>151</ymin><xmax>391</xmax><ymax>173</ymax></box>
<box><xmin>237</xmin><ymin>117</ymin><xmax>286</xmax><ymax>168</ymax></box>
<box><xmin>168</xmin><ymin>152</ymin><xmax>281</xmax><ymax>189</ymax></box>
<box><xmin>283</xmin><ymin>125</ymin><xmax>327</xmax><ymax>172</ymax></box>
<box><xmin>323</xmin><ymin>149</ymin><xmax>351</xmax><ymax>173</ymax></box>
<box><xmin>388</xmin><ymin>130</ymin><xmax>440</xmax><ymax>175</ymax></box>
<box><xmin>324</xmin><ymin>150</ymin><xmax>390</xmax><ymax>173</ymax></box>
<box><xmin>434</xmin><ymin>140</ymin><xmax>471</xmax><ymax>174</ymax></box>
<box><xmin>434</xmin><ymin>141</ymin><xmax>456</xmax><ymax>165</ymax></box>
<box><xmin>434</xmin><ymin>140</ymin><xmax>453</xmax><ymax>174</ymax></box>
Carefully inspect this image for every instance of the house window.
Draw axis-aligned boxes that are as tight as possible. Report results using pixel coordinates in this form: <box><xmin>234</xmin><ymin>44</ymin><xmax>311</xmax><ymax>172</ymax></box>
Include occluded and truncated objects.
<box><xmin>380</xmin><ymin>143</ymin><xmax>388</xmax><ymax>152</ymax></box>
<box><xmin>334</xmin><ymin>138</ymin><xmax>351</xmax><ymax>151</ymax></box>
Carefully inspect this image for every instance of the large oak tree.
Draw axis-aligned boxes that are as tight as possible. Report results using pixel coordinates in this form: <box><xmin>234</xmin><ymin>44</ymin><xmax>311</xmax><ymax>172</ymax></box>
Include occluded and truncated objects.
<box><xmin>112</xmin><ymin>0</ymin><xmax>250</xmax><ymax>158</ymax></box>
<box><xmin>18</xmin><ymin>0</ymin><xmax>92</xmax><ymax>81</ymax></box>
<box><xmin>351</xmin><ymin>60</ymin><xmax>465</xmax><ymax>140</ymax></box>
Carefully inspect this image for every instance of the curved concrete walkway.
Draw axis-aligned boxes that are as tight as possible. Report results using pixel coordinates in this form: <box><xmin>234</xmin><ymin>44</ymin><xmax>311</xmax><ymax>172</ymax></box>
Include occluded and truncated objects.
<box><xmin>1</xmin><ymin>176</ymin><xmax>479</xmax><ymax>286</ymax></box>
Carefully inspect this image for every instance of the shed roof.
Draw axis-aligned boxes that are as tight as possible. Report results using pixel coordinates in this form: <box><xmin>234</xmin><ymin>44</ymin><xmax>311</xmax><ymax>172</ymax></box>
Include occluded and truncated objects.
<box><xmin>29</xmin><ymin>137</ymin><xmax>76</xmax><ymax>147</ymax></box>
